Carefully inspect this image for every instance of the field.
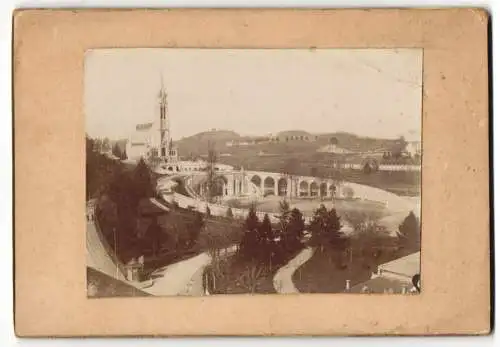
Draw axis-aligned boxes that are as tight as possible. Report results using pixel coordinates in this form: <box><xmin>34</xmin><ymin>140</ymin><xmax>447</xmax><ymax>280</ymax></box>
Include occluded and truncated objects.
<box><xmin>224</xmin><ymin>195</ymin><xmax>389</xmax><ymax>219</ymax></box>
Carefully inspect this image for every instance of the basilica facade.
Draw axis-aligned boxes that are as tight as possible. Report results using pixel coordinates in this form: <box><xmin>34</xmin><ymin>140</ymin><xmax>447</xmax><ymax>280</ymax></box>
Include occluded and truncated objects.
<box><xmin>125</xmin><ymin>80</ymin><xmax>179</xmax><ymax>165</ymax></box>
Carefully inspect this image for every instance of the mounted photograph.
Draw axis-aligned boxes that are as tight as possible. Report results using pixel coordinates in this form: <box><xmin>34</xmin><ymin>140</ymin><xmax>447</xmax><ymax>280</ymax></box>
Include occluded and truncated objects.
<box><xmin>85</xmin><ymin>48</ymin><xmax>422</xmax><ymax>297</ymax></box>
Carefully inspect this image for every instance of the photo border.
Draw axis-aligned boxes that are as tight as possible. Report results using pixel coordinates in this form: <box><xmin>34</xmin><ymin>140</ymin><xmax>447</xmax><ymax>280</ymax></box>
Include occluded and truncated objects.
<box><xmin>13</xmin><ymin>8</ymin><xmax>490</xmax><ymax>336</ymax></box>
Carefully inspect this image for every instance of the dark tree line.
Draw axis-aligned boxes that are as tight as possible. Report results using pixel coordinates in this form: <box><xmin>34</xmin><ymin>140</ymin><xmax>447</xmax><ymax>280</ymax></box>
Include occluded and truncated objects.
<box><xmin>238</xmin><ymin>201</ymin><xmax>306</xmax><ymax>269</ymax></box>
<box><xmin>89</xmin><ymin>137</ymin><xmax>208</xmax><ymax>262</ymax></box>
<box><xmin>238</xmin><ymin>200</ymin><xmax>349</xmax><ymax>270</ymax></box>
<box><xmin>398</xmin><ymin>211</ymin><xmax>420</xmax><ymax>252</ymax></box>
<box><xmin>94</xmin><ymin>157</ymin><xmax>158</xmax><ymax>260</ymax></box>
<box><xmin>86</xmin><ymin>135</ymin><xmax>120</xmax><ymax>200</ymax></box>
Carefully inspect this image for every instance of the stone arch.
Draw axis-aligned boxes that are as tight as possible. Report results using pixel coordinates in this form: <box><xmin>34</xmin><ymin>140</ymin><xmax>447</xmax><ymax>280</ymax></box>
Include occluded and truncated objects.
<box><xmin>299</xmin><ymin>180</ymin><xmax>309</xmax><ymax>197</ymax></box>
<box><xmin>212</xmin><ymin>175</ymin><xmax>228</xmax><ymax>197</ymax></box>
<box><xmin>277</xmin><ymin>177</ymin><xmax>288</xmax><ymax>196</ymax></box>
<box><xmin>362</xmin><ymin>157</ymin><xmax>379</xmax><ymax>174</ymax></box>
<box><xmin>310</xmin><ymin>181</ymin><xmax>319</xmax><ymax>197</ymax></box>
<box><xmin>263</xmin><ymin>176</ymin><xmax>276</xmax><ymax>196</ymax></box>
<box><xmin>214</xmin><ymin>175</ymin><xmax>228</xmax><ymax>184</ymax></box>
<box><xmin>328</xmin><ymin>182</ymin><xmax>337</xmax><ymax>197</ymax></box>
<box><xmin>319</xmin><ymin>182</ymin><xmax>328</xmax><ymax>197</ymax></box>
<box><xmin>251</xmin><ymin>175</ymin><xmax>262</xmax><ymax>188</ymax></box>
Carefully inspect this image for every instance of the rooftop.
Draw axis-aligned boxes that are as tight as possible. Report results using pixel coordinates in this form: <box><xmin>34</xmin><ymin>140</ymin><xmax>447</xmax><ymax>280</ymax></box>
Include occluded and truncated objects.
<box><xmin>378</xmin><ymin>251</ymin><xmax>420</xmax><ymax>280</ymax></box>
<box><xmin>348</xmin><ymin>276</ymin><xmax>415</xmax><ymax>294</ymax></box>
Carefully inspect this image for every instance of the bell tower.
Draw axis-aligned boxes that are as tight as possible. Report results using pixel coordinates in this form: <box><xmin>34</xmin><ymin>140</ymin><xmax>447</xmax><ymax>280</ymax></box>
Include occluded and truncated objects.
<box><xmin>158</xmin><ymin>76</ymin><xmax>169</xmax><ymax>159</ymax></box>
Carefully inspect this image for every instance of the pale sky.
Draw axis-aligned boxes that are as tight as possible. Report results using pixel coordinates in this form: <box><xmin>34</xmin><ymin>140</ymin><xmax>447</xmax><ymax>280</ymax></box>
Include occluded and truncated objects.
<box><xmin>85</xmin><ymin>48</ymin><xmax>422</xmax><ymax>141</ymax></box>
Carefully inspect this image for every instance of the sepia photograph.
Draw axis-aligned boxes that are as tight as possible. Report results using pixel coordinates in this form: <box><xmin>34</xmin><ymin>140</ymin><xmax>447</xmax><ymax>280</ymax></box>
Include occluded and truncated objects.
<box><xmin>85</xmin><ymin>48</ymin><xmax>422</xmax><ymax>298</ymax></box>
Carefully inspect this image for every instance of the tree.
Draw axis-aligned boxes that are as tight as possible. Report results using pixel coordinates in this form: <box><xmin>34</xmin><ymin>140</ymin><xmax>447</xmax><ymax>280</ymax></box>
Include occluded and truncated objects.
<box><xmin>133</xmin><ymin>158</ymin><xmax>155</xmax><ymax>199</ymax></box>
<box><xmin>112</xmin><ymin>142</ymin><xmax>127</xmax><ymax>160</ymax></box>
<box><xmin>189</xmin><ymin>211</ymin><xmax>205</xmax><ymax>247</ymax></box>
<box><xmin>282</xmin><ymin>158</ymin><xmax>300</xmax><ymax>200</ymax></box>
<box><xmin>205</xmin><ymin>141</ymin><xmax>218</xmax><ymax>203</ymax></box>
<box><xmin>238</xmin><ymin>264</ymin><xmax>264</xmax><ymax>294</ymax></box>
<box><xmin>239</xmin><ymin>204</ymin><xmax>260</xmax><ymax>260</ymax></box>
<box><xmin>351</xmin><ymin>221</ymin><xmax>391</xmax><ymax>261</ymax></box>
<box><xmin>205</xmin><ymin>232</ymin><xmax>225</xmax><ymax>293</ymax></box>
<box><xmin>86</xmin><ymin>135</ymin><xmax>119</xmax><ymax>200</ymax></box>
<box><xmin>398</xmin><ymin>211</ymin><xmax>420</xmax><ymax>251</ymax></box>
<box><xmin>308</xmin><ymin>204</ymin><xmax>343</xmax><ymax>252</ymax></box>
<box><xmin>145</xmin><ymin>217</ymin><xmax>163</xmax><ymax>256</ymax></box>
<box><xmin>277</xmin><ymin>199</ymin><xmax>290</xmax><ymax>232</ymax></box>
<box><xmin>244</xmin><ymin>204</ymin><xmax>260</xmax><ymax>232</ymax></box>
<box><xmin>106</xmin><ymin>167</ymin><xmax>140</xmax><ymax>259</ymax></box>
<box><xmin>281</xmin><ymin>208</ymin><xmax>305</xmax><ymax>254</ymax></box>
<box><xmin>93</xmin><ymin>138</ymin><xmax>103</xmax><ymax>153</ymax></box>
<box><xmin>257</xmin><ymin>214</ymin><xmax>273</xmax><ymax>263</ymax></box>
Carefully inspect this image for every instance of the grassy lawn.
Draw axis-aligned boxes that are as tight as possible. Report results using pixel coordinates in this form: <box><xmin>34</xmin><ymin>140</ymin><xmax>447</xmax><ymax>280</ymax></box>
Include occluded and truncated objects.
<box><xmin>292</xmin><ymin>247</ymin><xmax>413</xmax><ymax>293</ymax></box>
<box><xmin>225</xmin><ymin>195</ymin><xmax>388</xmax><ymax>219</ymax></box>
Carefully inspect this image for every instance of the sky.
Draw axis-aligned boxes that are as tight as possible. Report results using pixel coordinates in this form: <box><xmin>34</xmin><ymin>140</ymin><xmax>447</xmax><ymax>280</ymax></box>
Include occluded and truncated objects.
<box><xmin>85</xmin><ymin>48</ymin><xmax>422</xmax><ymax>142</ymax></box>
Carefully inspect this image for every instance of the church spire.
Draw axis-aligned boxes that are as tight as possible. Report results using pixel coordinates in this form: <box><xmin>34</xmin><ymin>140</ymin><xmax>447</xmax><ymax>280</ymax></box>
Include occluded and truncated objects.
<box><xmin>159</xmin><ymin>73</ymin><xmax>170</xmax><ymax>158</ymax></box>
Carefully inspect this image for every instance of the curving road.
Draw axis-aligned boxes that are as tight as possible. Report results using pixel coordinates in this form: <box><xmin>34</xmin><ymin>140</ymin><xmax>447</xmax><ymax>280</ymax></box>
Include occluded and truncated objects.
<box><xmin>273</xmin><ymin>247</ymin><xmax>316</xmax><ymax>294</ymax></box>
<box><xmin>143</xmin><ymin>244</ymin><xmax>238</xmax><ymax>296</ymax></box>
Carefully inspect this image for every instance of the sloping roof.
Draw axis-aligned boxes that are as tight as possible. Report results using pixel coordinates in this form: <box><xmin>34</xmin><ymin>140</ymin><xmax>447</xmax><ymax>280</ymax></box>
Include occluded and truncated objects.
<box><xmin>378</xmin><ymin>252</ymin><xmax>420</xmax><ymax>279</ymax></box>
<box><xmin>349</xmin><ymin>276</ymin><xmax>413</xmax><ymax>294</ymax></box>
<box><xmin>87</xmin><ymin>267</ymin><xmax>151</xmax><ymax>297</ymax></box>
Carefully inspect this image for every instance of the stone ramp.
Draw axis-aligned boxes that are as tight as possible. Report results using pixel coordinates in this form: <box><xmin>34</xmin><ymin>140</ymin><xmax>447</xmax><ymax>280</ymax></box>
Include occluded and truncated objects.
<box><xmin>86</xmin><ymin>221</ymin><xmax>126</xmax><ymax>281</ymax></box>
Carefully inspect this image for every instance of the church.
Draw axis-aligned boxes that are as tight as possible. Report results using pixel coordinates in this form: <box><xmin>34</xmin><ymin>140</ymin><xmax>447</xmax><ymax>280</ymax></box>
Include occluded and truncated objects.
<box><xmin>125</xmin><ymin>79</ymin><xmax>233</xmax><ymax>175</ymax></box>
<box><xmin>125</xmin><ymin>79</ymin><xmax>179</xmax><ymax>166</ymax></box>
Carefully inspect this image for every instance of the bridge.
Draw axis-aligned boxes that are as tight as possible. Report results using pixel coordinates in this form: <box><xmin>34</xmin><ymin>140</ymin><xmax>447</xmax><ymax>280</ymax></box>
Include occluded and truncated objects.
<box><xmin>158</xmin><ymin>166</ymin><xmax>419</xmax><ymax>229</ymax></box>
<box><xmin>182</xmin><ymin>169</ymin><xmax>340</xmax><ymax>200</ymax></box>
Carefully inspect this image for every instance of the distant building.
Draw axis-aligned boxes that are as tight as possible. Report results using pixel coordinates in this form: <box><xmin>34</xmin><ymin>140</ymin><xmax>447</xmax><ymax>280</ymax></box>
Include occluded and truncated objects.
<box><xmin>405</xmin><ymin>141</ymin><xmax>421</xmax><ymax>157</ymax></box>
<box><xmin>268</xmin><ymin>131</ymin><xmax>318</xmax><ymax>143</ymax></box>
<box><xmin>316</xmin><ymin>144</ymin><xmax>352</xmax><ymax>154</ymax></box>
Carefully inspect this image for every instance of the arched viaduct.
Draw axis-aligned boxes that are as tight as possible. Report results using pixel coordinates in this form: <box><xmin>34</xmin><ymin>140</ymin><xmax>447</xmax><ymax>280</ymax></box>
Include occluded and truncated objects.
<box><xmin>183</xmin><ymin>169</ymin><xmax>340</xmax><ymax>200</ymax></box>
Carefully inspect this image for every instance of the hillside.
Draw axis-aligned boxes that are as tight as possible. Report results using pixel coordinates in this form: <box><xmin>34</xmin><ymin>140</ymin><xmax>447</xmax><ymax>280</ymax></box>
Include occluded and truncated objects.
<box><xmin>174</xmin><ymin>129</ymin><xmax>403</xmax><ymax>157</ymax></box>
<box><xmin>276</xmin><ymin>130</ymin><xmax>315</xmax><ymax>139</ymax></box>
<box><xmin>175</xmin><ymin>130</ymin><xmax>241</xmax><ymax>155</ymax></box>
<box><xmin>315</xmin><ymin>132</ymin><xmax>401</xmax><ymax>152</ymax></box>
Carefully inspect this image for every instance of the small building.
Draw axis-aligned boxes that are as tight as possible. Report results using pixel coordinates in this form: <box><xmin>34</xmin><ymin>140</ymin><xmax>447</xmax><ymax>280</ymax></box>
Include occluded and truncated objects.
<box><xmin>405</xmin><ymin>141</ymin><xmax>422</xmax><ymax>158</ymax></box>
<box><xmin>347</xmin><ymin>252</ymin><xmax>421</xmax><ymax>294</ymax></box>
